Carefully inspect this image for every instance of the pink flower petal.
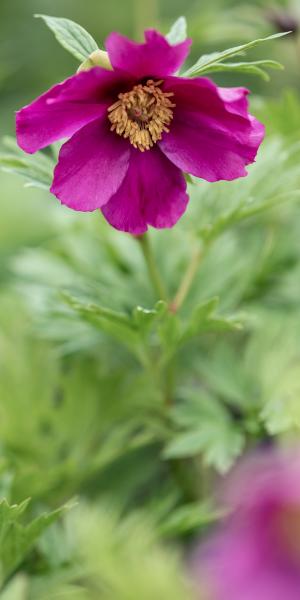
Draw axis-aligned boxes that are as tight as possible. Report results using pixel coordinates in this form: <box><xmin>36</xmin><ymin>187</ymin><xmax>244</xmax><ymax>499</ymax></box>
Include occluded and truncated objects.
<box><xmin>193</xmin><ymin>449</ymin><xmax>300</xmax><ymax>600</ymax></box>
<box><xmin>50</xmin><ymin>117</ymin><xmax>130</xmax><ymax>211</ymax></box>
<box><xmin>217</xmin><ymin>86</ymin><xmax>250</xmax><ymax>117</ymax></box>
<box><xmin>105</xmin><ymin>30</ymin><xmax>191</xmax><ymax>79</ymax></box>
<box><xmin>159</xmin><ymin>77</ymin><xmax>265</xmax><ymax>182</ymax></box>
<box><xmin>16</xmin><ymin>67</ymin><xmax>129</xmax><ymax>154</ymax></box>
<box><xmin>101</xmin><ymin>147</ymin><xmax>188</xmax><ymax>234</ymax></box>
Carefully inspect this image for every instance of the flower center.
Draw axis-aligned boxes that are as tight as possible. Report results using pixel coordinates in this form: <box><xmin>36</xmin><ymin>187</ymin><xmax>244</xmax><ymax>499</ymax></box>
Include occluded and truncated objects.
<box><xmin>107</xmin><ymin>79</ymin><xmax>175</xmax><ymax>152</ymax></box>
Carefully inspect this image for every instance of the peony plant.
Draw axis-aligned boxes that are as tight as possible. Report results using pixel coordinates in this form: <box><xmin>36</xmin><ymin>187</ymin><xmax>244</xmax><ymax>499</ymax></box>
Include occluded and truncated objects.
<box><xmin>0</xmin><ymin>12</ymin><xmax>297</xmax><ymax>599</ymax></box>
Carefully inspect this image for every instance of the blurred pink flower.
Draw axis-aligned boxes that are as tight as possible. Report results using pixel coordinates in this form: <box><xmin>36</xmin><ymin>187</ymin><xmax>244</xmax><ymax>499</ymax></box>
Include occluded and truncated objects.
<box><xmin>193</xmin><ymin>448</ymin><xmax>300</xmax><ymax>600</ymax></box>
<box><xmin>16</xmin><ymin>30</ymin><xmax>264</xmax><ymax>234</ymax></box>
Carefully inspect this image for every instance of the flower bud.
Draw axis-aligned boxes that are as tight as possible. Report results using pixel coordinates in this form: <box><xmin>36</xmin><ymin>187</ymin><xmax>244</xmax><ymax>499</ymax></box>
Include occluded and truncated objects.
<box><xmin>77</xmin><ymin>49</ymin><xmax>112</xmax><ymax>72</ymax></box>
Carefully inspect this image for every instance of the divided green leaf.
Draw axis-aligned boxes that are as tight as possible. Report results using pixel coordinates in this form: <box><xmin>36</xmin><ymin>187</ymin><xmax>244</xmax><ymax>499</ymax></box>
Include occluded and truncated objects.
<box><xmin>0</xmin><ymin>499</ymin><xmax>69</xmax><ymax>585</ymax></box>
<box><xmin>181</xmin><ymin>297</ymin><xmax>243</xmax><ymax>343</ymax></box>
<box><xmin>201</xmin><ymin>59</ymin><xmax>283</xmax><ymax>81</ymax></box>
<box><xmin>61</xmin><ymin>291</ymin><xmax>140</xmax><ymax>354</ymax></box>
<box><xmin>163</xmin><ymin>394</ymin><xmax>245</xmax><ymax>473</ymax></box>
<box><xmin>159</xmin><ymin>501</ymin><xmax>224</xmax><ymax>537</ymax></box>
<box><xmin>184</xmin><ymin>32</ymin><xmax>290</xmax><ymax>77</ymax></box>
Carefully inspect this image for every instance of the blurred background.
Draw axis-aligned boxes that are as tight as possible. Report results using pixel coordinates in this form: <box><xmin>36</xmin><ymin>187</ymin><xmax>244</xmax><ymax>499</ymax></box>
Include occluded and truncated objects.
<box><xmin>1</xmin><ymin>0</ymin><xmax>300</xmax><ymax>597</ymax></box>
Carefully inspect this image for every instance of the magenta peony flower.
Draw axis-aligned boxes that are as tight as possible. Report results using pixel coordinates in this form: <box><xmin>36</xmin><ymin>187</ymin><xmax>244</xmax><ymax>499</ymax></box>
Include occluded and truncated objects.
<box><xmin>16</xmin><ymin>30</ymin><xmax>264</xmax><ymax>234</ymax></box>
<box><xmin>192</xmin><ymin>448</ymin><xmax>300</xmax><ymax>600</ymax></box>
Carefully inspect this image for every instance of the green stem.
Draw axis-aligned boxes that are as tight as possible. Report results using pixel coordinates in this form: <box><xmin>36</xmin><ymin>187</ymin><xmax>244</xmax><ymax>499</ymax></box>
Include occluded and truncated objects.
<box><xmin>164</xmin><ymin>360</ymin><xmax>175</xmax><ymax>407</ymax></box>
<box><xmin>171</xmin><ymin>246</ymin><xmax>203</xmax><ymax>312</ymax></box>
<box><xmin>136</xmin><ymin>233</ymin><xmax>168</xmax><ymax>301</ymax></box>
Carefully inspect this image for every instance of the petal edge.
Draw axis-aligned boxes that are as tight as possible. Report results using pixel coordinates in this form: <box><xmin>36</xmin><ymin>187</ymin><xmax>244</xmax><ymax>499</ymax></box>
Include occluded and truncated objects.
<box><xmin>101</xmin><ymin>147</ymin><xmax>189</xmax><ymax>234</ymax></box>
<box><xmin>105</xmin><ymin>30</ymin><xmax>191</xmax><ymax>79</ymax></box>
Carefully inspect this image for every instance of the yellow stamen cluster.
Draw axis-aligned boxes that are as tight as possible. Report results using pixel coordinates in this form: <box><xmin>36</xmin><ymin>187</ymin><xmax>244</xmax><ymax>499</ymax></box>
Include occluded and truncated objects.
<box><xmin>107</xmin><ymin>79</ymin><xmax>175</xmax><ymax>152</ymax></box>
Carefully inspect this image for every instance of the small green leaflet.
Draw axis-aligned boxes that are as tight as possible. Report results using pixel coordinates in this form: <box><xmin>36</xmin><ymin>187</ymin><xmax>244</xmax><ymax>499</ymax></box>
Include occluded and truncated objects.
<box><xmin>166</xmin><ymin>17</ymin><xmax>187</xmax><ymax>45</ymax></box>
<box><xmin>180</xmin><ymin>297</ymin><xmax>243</xmax><ymax>343</ymax></box>
<box><xmin>183</xmin><ymin>31</ymin><xmax>290</xmax><ymax>77</ymax></box>
<box><xmin>0</xmin><ymin>137</ymin><xmax>54</xmax><ymax>190</ymax></box>
<box><xmin>163</xmin><ymin>394</ymin><xmax>245</xmax><ymax>473</ymax></box>
<box><xmin>61</xmin><ymin>291</ymin><xmax>142</xmax><ymax>357</ymax></box>
<box><xmin>163</xmin><ymin>426</ymin><xmax>244</xmax><ymax>473</ymax></box>
<box><xmin>61</xmin><ymin>290</ymin><xmax>242</xmax><ymax>368</ymax></box>
<box><xmin>35</xmin><ymin>14</ymin><xmax>99</xmax><ymax>61</ymax></box>
<box><xmin>202</xmin><ymin>59</ymin><xmax>283</xmax><ymax>81</ymax></box>
<box><xmin>0</xmin><ymin>499</ymin><xmax>70</xmax><ymax>585</ymax></box>
<box><xmin>159</xmin><ymin>501</ymin><xmax>224</xmax><ymax>537</ymax></box>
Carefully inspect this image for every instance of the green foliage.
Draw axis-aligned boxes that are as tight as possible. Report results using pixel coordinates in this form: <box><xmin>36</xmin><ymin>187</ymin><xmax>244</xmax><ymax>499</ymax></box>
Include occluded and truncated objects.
<box><xmin>0</xmin><ymin>506</ymin><xmax>193</xmax><ymax>600</ymax></box>
<box><xmin>183</xmin><ymin>32</ymin><xmax>289</xmax><ymax>78</ymax></box>
<box><xmin>163</xmin><ymin>392</ymin><xmax>245</xmax><ymax>473</ymax></box>
<box><xmin>35</xmin><ymin>14</ymin><xmax>99</xmax><ymax>61</ymax></box>
<box><xmin>158</xmin><ymin>500</ymin><xmax>224</xmax><ymax>537</ymax></box>
<box><xmin>0</xmin><ymin>498</ymin><xmax>67</xmax><ymax>588</ymax></box>
<box><xmin>258</xmin><ymin>90</ymin><xmax>300</xmax><ymax>138</ymax></box>
<box><xmin>0</xmin><ymin>293</ymin><xmax>167</xmax><ymax>507</ymax></box>
<box><xmin>247</xmin><ymin>319</ymin><xmax>300</xmax><ymax>434</ymax></box>
<box><xmin>1</xmin><ymin>128</ymin><xmax>299</xmax><ymax>527</ymax></box>
<box><xmin>60</xmin><ymin>291</ymin><xmax>242</xmax><ymax>367</ymax></box>
<box><xmin>1</xmin><ymin>6</ymin><xmax>300</xmax><ymax>596</ymax></box>
<box><xmin>200</xmin><ymin>59</ymin><xmax>283</xmax><ymax>81</ymax></box>
<box><xmin>64</xmin><ymin>505</ymin><xmax>192</xmax><ymax>600</ymax></box>
<box><xmin>190</xmin><ymin>137</ymin><xmax>300</xmax><ymax>250</ymax></box>
<box><xmin>0</xmin><ymin>138</ymin><xmax>54</xmax><ymax>191</ymax></box>
<box><xmin>3</xmin><ymin>124</ymin><xmax>300</xmax><ymax>492</ymax></box>
<box><xmin>180</xmin><ymin>297</ymin><xmax>243</xmax><ymax>342</ymax></box>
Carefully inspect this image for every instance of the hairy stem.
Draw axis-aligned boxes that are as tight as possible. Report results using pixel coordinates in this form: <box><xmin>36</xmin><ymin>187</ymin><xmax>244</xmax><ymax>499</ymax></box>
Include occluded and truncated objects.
<box><xmin>136</xmin><ymin>233</ymin><xmax>168</xmax><ymax>301</ymax></box>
